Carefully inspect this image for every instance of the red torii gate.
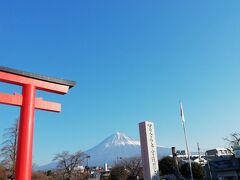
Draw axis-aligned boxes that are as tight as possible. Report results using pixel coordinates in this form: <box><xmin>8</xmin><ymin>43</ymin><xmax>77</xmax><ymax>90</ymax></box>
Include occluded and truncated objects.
<box><xmin>0</xmin><ymin>66</ymin><xmax>76</xmax><ymax>180</ymax></box>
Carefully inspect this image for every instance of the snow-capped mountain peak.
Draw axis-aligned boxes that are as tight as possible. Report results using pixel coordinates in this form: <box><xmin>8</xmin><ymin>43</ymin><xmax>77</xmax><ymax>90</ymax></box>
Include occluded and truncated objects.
<box><xmin>104</xmin><ymin>132</ymin><xmax>140</xmax><ymax>147</ymax></box>
<box><xmin>36</xmin><ymin>132</ymin><xmax>171</xmax><ymax>169</ymax></box>
<box><xmin>85</xmin><ymin>132</ymin><xmax>171</xmax><ymax>166</ymax></box>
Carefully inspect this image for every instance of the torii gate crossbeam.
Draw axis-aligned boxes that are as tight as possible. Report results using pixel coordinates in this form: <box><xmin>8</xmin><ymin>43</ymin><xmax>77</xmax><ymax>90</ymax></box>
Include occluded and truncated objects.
<box><xmin>0</xmin><ymin>66</ymin><xmax>76</xmax><ymax>180</ymax></box>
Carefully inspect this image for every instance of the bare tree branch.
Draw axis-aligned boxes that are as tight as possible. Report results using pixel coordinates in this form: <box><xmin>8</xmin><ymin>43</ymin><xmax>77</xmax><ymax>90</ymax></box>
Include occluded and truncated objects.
<box><xmin>0</xmin><ymin>118</ymin><xmax>19</xmax><ymax>180</ymax></box>
<box><xmin>224</xmin><ymin>132</ymin><xmax>240</xmax><ymax>147</ymax></box>
<box><xmin>53</xmin><ymin>150</ymin><xmax>87</xmax><ymax>180</ymax></box>
<box><xmin>117</xmin><ymin>157</ymin><xmax>142</xmax><ymax>179</ymax></box>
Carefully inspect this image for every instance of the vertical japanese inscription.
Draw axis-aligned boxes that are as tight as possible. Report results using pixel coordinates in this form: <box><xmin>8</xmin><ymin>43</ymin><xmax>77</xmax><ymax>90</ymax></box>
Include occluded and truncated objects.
<box><xmin>139</xmin><ymin>121</ymin><xmax>160</xmax><ymax>180</ymax></box>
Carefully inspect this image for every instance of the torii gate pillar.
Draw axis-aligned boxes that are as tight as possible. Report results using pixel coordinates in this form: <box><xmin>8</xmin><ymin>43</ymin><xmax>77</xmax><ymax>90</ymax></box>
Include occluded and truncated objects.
<box><xmin>0</xmin><ymin>66</ymin><xmax>76</xmax><ymax>180</ymax></box>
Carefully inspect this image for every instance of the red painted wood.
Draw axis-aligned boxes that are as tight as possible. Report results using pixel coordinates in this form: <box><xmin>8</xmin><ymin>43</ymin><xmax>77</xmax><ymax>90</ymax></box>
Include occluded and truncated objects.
<box><xmin>0</xmin><ymin>68</ymin><xmax>73</xmax><ymax>180</ymax></box>
<box><xmin>15</xmin><ymin>84</ymin><xmax>36</xmax><ymax>180</ymax></box>
<box><xmin>0</xmin><ymin>71</ymin><xmax>69</xmax><ymax>94</ymax></box>
<box><xmin>0</xmin><ymin>93</ymin><xmax>61</xmax><ymax>112</ymax></box>
<box><xmin>35</xmin><ymin>97</ymin><xmax>61</xmax><ymax>112</ymax></box>
<box><xmin>0</xmin><ymin>93</ymin><xmax>22</xmax><ymax>107</ymax></box>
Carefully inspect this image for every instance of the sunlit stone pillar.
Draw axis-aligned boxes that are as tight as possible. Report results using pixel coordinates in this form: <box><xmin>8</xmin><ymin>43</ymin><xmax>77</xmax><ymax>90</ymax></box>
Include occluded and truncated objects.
<box><xmin>139</xmin><ymin>121</ymin><xmax>160</xmax><ymax>180</ymax></box>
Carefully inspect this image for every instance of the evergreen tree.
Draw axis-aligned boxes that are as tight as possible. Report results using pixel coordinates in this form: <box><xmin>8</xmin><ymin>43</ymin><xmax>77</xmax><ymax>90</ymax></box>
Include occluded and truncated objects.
<box><xmin>180</xmin><ymin>162</ymin><xmax>205</xmax><ymax>180</ymax></box>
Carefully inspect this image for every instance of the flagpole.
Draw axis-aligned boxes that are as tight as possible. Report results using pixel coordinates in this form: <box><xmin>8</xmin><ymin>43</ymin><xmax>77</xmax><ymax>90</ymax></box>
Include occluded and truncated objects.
<box><xmin>180</xmin><ymin>102</ymin><xmax>193</xmax><ymax>180</ymax></box>
<box><xmin>182</xmin><ymin>120</ymin><xmax>193</xmax><ymax>180</ymax></box>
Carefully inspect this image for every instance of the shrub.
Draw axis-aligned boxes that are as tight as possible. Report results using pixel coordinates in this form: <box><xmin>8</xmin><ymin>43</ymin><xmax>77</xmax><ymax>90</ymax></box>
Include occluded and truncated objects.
<box><xmin>0</xmin><ymin>165</ymin><xmax>7</xmax><ymax>180</ymax></box>
<box><xmin>110</xmin><ymin>165</ymin><xmax>128</xmax><ymax>180</ymax></box>
<box><xmin>32</xmin><ymin>172</ymin><xmax>52</xmax><ymax>180</ymax></box>
<box><xmin>158</xmin><ymin>156</ymin><xmax>174</xmax><ymax>175</ymax></box>
<box><xmin>180</xmin><ymin>162</ymin><xmax>205</xmax><ymax>179</ymax></box>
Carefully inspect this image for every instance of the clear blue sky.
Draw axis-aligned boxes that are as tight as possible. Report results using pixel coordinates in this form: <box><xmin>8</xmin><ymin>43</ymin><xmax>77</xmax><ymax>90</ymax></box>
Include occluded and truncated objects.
<box><xmin>1</xmin><ymin>1</ymin><xmax>240</xmax><ymax>165</ymax></box>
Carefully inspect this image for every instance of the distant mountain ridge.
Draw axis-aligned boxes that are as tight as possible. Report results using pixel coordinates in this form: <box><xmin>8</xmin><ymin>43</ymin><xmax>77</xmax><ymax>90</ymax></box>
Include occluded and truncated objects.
<box><xmin>36</xmin><ymin>132</ymin><xmax>171</xmax><ymax>171</ymax></box>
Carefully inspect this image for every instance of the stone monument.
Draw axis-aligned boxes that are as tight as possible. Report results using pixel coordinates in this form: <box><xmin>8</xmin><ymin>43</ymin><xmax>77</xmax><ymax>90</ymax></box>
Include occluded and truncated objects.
<box><xmin>139</xmin><ymin>121</ymin><xmax>160</xmax><ymax>180</ymax></box>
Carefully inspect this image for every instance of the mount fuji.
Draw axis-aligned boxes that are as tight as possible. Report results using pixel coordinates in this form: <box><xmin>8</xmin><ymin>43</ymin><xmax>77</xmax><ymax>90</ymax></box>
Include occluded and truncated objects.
<box><xmin>86</xmin><ymin>132</ymin><xmax>171</xmax><ymax>166</ymax></box>
<box><xmin>36</xmin><ymin>132</ymin><xmax>171</xmax><ymax>170</ymax></box>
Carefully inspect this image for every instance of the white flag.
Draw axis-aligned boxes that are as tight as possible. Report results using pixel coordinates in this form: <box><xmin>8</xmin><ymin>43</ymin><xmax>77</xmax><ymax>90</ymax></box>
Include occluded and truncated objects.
<box><xmin>180</xmin><ymin>102</ymin><xmax>185</xmax><ymax>124</ymax></box>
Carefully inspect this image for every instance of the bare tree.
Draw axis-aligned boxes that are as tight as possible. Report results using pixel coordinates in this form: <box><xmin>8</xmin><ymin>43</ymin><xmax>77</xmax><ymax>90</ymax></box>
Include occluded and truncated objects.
<box><xmin>53</xmin><ymin>151</ymin><xmax>86</xmax><ymax>180</ymax></box>
<box><xmin>0</xmin><ymin>118</ymin><xmax>18</xmax><ymax>180</ymax></box>
<box><xmin>111</xmin><ymin>157</ymin><xmax>143</xmax><ymax>179</ymax></box>
<box><xmin>224</xmin><ymin>132</ymin><xmax>240</xmax><ymax>147</ymax></box>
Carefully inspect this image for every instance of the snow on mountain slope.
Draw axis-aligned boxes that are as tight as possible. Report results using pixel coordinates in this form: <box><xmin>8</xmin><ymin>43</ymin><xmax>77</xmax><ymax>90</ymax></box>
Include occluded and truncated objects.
<box><xmin>36</xmin><ymin>132</ymin><xmax>171</xmax><ymax>171</ymax></box>
<box><xmin>86</xmin><ymin>132</ymin><xmax>171</xmax><ymax>166</ymax></box>
<box><xmin>103</xmin><ymin>132</ymin><xmax>140</xmax><ymax>146</ymax></box>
